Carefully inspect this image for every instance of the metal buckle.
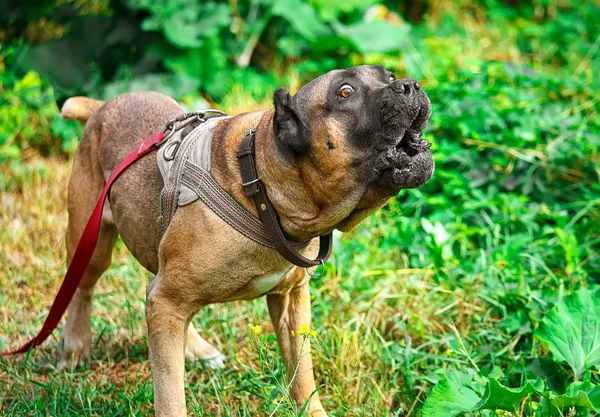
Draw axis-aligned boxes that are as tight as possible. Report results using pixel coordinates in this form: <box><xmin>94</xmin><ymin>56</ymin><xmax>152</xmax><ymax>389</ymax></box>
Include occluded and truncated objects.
<box><xmin>163</xmin><ymin>140</ymin><xmax>181</xmax><ymax>161</ymax></box>
<box><xmin>163</xmin><ymin>114</ymin><xmax>201</xmax><ymax>136</ymax></box>
<box><xmin>306</xmin><ymin>259</ymin><xmax>326</xmax><ymax>278</ymax></box>
<box><xmin>241</xmin><ymin>177</ymin><xmax>261</xmax><ymax>187</ymax></box>
<box><xmin>205</xmin><ymin>109</ymin><xmax>228</xmax><ymax>118</ymax></box>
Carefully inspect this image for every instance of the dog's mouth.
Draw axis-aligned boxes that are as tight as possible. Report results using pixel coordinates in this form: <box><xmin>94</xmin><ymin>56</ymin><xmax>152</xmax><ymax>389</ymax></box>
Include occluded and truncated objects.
<box><xmin>373</xmin><ymin>130</ymin><xmax>433</xmax><ymax>190</ymax></box>
<box><xmin>371</xmin><ymin>81</ymin><xmax>435</xmax><ymax>193</ymax></box>
<box><xmin>395</xmin><ymin>128</ymin><xmax>432</xmax><ymax>155</ymax></box>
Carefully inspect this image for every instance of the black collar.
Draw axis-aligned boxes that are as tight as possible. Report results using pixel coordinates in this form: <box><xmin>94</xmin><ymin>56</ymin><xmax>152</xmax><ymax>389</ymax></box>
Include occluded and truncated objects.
<box><xmin>237</xmin><ymin>129</ymin><xmax>332</xmax><ymax>269</ymax></box>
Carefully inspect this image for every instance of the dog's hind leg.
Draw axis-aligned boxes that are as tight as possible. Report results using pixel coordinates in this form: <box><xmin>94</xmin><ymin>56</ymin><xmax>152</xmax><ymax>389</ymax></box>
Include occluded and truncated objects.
<box><xmin>185</xmin><ymin>323</ymin><xmax>226</xmax><ymax>369</ymax></box>
<box><xmin>58</xmin><ymin>140</ymin><xmax>118</xmax><ymax>371</ymax></box>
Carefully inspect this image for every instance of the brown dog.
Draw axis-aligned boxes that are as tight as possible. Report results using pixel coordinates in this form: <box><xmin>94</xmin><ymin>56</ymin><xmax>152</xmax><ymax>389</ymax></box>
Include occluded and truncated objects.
<box><xmin>59</xmin><ymin>65</ymin><xmax>434</xmax><ymax>416</ymax></box>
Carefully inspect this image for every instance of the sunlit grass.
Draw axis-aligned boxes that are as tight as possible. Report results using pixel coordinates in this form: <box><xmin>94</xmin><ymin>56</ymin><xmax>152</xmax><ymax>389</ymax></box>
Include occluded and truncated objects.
<box><xmin>1</xmin><ymin>154</ymin><xmax>566</xmax><ymax>416</ymax></box>
<box><xmin>0</xmin><ymin>157</ymin><xmax>473</xmax><ymax>416</ymax></box>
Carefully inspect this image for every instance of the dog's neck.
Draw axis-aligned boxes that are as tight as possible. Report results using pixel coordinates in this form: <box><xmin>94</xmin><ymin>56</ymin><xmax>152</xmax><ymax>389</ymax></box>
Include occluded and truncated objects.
<box><xmin>254</xmin><ymin>110</ymin><xmax>331</xmax><ymax>240</ymax></box>
<box><xmin>211</xmin><ymin>110</ymin><xmax>389</xmax><ymax>241</ymax></box>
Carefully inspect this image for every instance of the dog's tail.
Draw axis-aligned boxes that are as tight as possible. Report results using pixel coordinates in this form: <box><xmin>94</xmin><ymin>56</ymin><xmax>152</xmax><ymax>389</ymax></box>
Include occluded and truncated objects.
<box><xmin>60</xmin><ymin>96</ymin><xmax>105</xmax><ymax>124</ymax></box>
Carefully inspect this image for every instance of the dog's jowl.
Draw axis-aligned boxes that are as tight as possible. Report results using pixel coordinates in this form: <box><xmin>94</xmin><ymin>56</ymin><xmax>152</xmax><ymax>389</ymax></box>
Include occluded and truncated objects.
<box><xmin>59</xmin><ymin>65</ymin><xmax>434</xmax><ymax>416</ymax></box>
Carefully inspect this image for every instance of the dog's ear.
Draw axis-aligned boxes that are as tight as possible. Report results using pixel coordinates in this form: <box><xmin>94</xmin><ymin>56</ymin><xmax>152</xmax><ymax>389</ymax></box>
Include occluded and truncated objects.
<box><xmin>273</xmin><ymin>88</ymin><xmax>311</xmax><ymax>157</ymax></box>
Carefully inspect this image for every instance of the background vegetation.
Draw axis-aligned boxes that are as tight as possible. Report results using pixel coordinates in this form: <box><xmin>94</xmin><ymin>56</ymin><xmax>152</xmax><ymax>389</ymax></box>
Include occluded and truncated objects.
<box><xmin>1</xmin><ymin>0</ymin><xmax>599</xmax><ymax>415</ymax></box>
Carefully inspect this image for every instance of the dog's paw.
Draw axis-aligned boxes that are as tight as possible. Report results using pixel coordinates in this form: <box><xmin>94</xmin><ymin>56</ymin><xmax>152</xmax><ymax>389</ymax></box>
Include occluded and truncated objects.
<box><xmin>57</xmin><ymin>336</ymin><xmax>91</xmax><ymax>371</ymax></box>
<box><xmin>185</xmin><ymin>341</ymin><xmax>226</xmax><ymax>369</ymax></box>
<box><xmin>195</xmin><ymin>352</ymin><xmax>227</xmax><ymax>370</ymax></box>
<box><xmin>185</xmin><ymin>325</ymin><xmax>226</xmax><ymax>369</ymax></box>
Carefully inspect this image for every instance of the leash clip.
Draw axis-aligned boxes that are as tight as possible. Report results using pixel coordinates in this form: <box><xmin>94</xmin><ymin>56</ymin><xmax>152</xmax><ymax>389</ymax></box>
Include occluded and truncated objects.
<box><xmin>163</xmin><ymin>113</ymin><xmax>201</xmax><ymax>136</ymax></box>
<box><xmin>162</xmin><ymin>109</ymin><xmax>228</xmax><ymax>137</ymax></box>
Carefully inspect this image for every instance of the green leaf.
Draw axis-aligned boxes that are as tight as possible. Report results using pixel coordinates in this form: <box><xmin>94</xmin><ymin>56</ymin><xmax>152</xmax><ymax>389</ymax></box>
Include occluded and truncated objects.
<box><xmin>526</xmin><ymin>358</ymin><xmax>569</xmax><ymax>394</ymax></box>
<box><xmin>423</xmin><ymin>374</ymin><xmax>547</xmax><ymax>417</ymax></box>
<box><xmin>0</xmin><ymin>144</ymin><xmax>22</xmax><ymax>161</ymax></box>
<box><xmin>309</xmin><ymin>0</ymin><xmax>377</xmax><ymax>22</ymax></box>
<box><xmin>421</xmin><ymin>372</ymin><xmax>482</xmax><ymax>417</ymax></box>
<box><xmin>547</xmin><ymin>382</ymin><xmax>600</xmax><ymax>414</ymax></box>
<box><xmin>51</xmin><ymin>117</ymin><xmax>82</xmax><ymax>154</ymax></box>
<box><xmin>535</xmin><ymin>287</ymin><xmax>600</xmax><ymax>378</ymax></box>
<box><xmin>475</xmin><ymin>378</ymin><xmax>545</xmax><ymax>411</ymax></box>
<box><xmin>334</xmin><ymin>20</ymin><xmax>410</xmax><ymax>53</ymax></box>
<box><xmin>158</xmin><ymin>1</ymin><xmax>231</xmax><ymax>48</ymax></box>
<box><xmin>271</xmin><ymin>0</ymin><xmax>329</xmax><ymax>40</ymax></box>
<box><xmin>161</xmin><ymin>36</ymin><xmax>229</xmax><ymax>98</ymax></box>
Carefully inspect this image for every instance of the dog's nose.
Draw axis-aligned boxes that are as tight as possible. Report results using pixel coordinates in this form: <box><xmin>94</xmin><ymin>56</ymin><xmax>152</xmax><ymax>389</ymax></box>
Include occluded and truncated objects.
<box><xmin>391</xmin><ymin>78</ymin><xmax>420</xmax><ymax>95</ymax></box>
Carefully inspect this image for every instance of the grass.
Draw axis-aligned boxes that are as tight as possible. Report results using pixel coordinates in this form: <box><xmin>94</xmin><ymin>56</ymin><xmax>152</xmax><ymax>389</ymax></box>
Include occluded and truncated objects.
<box><xmin>0</xmin><ymin>154</ymin><xmax>506</xmax><ymax>416</ymax></box>
<box><xmin>2</xmin><ymin>149</ymin><xmax>594</xmax><ymax>415</ymax></box>
<box><xmin>0</xmin><ymin>157</ymin><xmax>497</xmax><ymax>416</ymax></box>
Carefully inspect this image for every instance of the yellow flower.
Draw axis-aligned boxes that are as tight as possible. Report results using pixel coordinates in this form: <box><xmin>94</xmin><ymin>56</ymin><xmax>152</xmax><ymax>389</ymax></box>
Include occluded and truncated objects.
<box><xmin>290</xmin><ymin>330</ymin><xmax>295</xmax><ymax>337</ymax></box>
<box><xmin>298</xmin><ymin>324</ymin><xmax>311</xmax><ymax>336</ymax></box>
<box><xmin>251</xmin><ymin>325</ymin><xmax>261</xmax><ymax>336</ymax></box>
<box><xmin>296</xmin><ymin>324</ymin><xmax>317</xmax><ymax>338</ymax></box>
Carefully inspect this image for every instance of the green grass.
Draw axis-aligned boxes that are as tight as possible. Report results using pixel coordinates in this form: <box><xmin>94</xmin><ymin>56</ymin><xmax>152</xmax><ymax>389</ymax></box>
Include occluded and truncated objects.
<box><xmin>0</xmin><ymin>147</ymin><xmax>596</xmax><ymax>415</ymax></box>
<box><xmin>0</xmin><ymin>172</ymin><xmax>472</xmax><ymax>417</ymax></box>
<box><xmin>0</xmin><ymin>158</ymin><xmax>468</xmax><ymax>416</ymax></box>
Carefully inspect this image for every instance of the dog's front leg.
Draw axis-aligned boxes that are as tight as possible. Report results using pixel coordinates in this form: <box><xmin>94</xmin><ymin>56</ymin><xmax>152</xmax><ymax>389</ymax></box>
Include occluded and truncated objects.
<box><xmin>267</xmin><ymin>276</ymin><xmax>328</xmax><ymax>417</ymax></box>
<box><xmin>146</xmin><ymin>276</ymin><xmax>195</xmax><ymax>417</ymax></box>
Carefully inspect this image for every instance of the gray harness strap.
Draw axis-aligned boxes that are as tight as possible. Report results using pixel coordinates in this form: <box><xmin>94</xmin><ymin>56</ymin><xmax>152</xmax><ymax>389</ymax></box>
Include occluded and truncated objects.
<box><xmin>158</xmin><ymin>117</ymin><xmax>223</xmax><ymax>234</ymax></box>
<box><xmin>180</xmin><ymin>161</ymin><xmax>274</xmax><ymax>247</ymax></box>
<box><xmin>157</xmin><ymin>115</ymin><xmax>307</xmax><ymax>250</ymax></box>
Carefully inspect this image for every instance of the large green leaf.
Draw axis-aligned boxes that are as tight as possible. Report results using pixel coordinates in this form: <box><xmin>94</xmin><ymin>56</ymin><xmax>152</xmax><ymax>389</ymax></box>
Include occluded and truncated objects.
<box><xmin>271</xmin><ymin>0</ymin><xmax>329</xmax><ymax>40</ymax></box>
<box><xmin>423</xmin><ymin>374</ymin><xmax>546</xmax><ymax>417</ymax></box>
<box><xmin>309</xmin><ymin>0</ymin><xmax>377</xmax><ymax>22</ymax></box>
<box><xmin>421</xmin><ymin>372</ymin><xmax>482</xmax><ymax>417</ymax></box>
<box><xmin>535</xmin><ymin>288</ymin><xmax>600</xmax><ymax>378</ymax></box>
<box><xmin>545</xmin><ymin>382</ymin><xmax>600</xmax><ymax>415</ymax></box>
<box><xmin>160</xmin><ymin>36</ymin><xmax>229</xmax><ymax>98</ymax></box>
<box><xmin>475</xmin><ymin>378</ymin><xmax>545</xmax><ymax>411</ymax></box>
<box><xmin>163</xmin><ymin>1</ymin><xmax>231</xmax><ymax>48</ymax></box>
<box><xmin>334</xmin><ymin>20</ymin><xmax>410</xmax><ymax>53</ymax></box>
<box><xmin>135</xmin><ymin>0</ymin><xmax>231</xmax><ymax>48</ymax></box>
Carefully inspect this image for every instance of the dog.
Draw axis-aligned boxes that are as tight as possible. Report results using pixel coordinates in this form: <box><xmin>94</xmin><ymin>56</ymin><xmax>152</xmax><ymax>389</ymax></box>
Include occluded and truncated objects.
<box><xmin>59</xmin><ymin>65</ymin><xmax>434</xmax><ymax>416</ymax></box>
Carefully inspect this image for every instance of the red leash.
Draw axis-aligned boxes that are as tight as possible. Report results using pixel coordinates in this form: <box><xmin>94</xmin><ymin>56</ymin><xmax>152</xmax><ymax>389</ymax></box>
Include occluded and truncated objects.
<box><xmin>2</xmin><ymin>132</ymin><xmax>164</xmax><ymax>356</ymax></box>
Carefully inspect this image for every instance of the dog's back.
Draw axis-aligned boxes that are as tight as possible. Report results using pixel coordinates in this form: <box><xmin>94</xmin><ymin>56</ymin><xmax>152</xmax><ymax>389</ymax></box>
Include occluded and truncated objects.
<box><xmin>62</xmin><ymin>92</ymin><xmax>183</xmax><ymax>274</ymax></box>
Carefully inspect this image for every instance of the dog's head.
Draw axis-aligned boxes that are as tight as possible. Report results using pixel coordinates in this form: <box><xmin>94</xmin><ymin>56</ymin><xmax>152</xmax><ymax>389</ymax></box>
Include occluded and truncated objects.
<box><xmin>273</xmin><ymin>65</ymin><xmax>434</xmax><ymax>200</ymax></box>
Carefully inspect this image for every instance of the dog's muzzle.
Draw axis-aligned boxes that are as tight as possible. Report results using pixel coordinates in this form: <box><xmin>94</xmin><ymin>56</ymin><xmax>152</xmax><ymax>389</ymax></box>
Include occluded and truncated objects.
<box><xmin>375</xmin><ymin>78</ymin><xmax>435</xmax><ymax>193</ymax></box>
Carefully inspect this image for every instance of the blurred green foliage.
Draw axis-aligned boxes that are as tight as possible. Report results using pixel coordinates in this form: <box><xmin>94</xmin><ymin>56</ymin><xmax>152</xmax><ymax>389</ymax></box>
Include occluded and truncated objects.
<box><xmin>2</xmin><ymin>0</ymin><xmax>599</xmax><ymax>161</ymax></box>
<box><xmin>1</xmin><ymin>0</ymin><xmax>600</xmax><ymax>415</ymax></box>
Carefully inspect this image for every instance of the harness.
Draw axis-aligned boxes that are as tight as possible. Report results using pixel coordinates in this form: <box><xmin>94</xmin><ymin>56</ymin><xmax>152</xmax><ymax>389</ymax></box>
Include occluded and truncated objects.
<box><xmin>2</xmin><ymin>109</ymin><xmax>332</xmax><ymax>355</ymax></box>
<box><xmin>155</xmin><ymin>114</ymin><xmax>304</xmax><ymax>250</ymax></box>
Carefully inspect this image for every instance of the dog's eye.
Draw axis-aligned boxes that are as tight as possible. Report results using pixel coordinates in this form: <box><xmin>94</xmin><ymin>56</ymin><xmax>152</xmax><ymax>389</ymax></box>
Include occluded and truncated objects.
<box><xmin>338</xmin><ymin>85</ymin><xmax>355</xmax><ymax>99</ymax></box>
<box><xmin>389</xmin><ymin>75</ymin><xmax>396</xmax><ymax>83</ymax></box>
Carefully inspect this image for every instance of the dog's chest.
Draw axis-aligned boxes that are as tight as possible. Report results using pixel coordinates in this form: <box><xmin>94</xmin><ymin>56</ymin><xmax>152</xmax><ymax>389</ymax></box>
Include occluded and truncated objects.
<box><xmin>252</xmin><ymin>272</ymin><xmax>287</xmax><ymax>295</ymax></box>
<box><xmin>224</xmin><ymin>267</ymin><xmax>295</xmax><ymax>301</ymax></box>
